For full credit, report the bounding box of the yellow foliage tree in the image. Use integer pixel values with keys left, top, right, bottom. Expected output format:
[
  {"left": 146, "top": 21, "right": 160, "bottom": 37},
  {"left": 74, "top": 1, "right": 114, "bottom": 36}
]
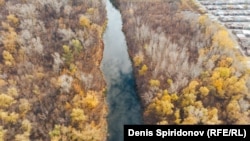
[
  {"left": 2, "top": 50, "right": 14, "bottom": 66},
  {"left": 69, "top": 63, "right": 77, "bottom": 74},
  {"left": 62, "top": 45, "right": 73, "bottom": 66},
  {"left": 84, "top": 91, "right": 99, "bottom": 109},
  {"left": 79, "top": 15, "right": 91, "bottom": 28},
  {"left": 218, "top": 57, "right": 233, "bottom": 67},
  {"left": 180, "top": 93, "right": 197, "bottom": 107},
  {"left": 167, "top": 78, "right": 173, "bottom": 86},
  {"left": 203, "top": 108, "right": 221, "bottom": 124},
  {"left": 14, "top": 132, "right": 30, "bottom": 141},
  {"left": 19, "top": 99, "right": 31, "bottom": 115},
  {"left": 72, "top": 95, "right": 84, "bottom": 108},
  {"left": 74, "top": 122, "right": 104, "bottom": 141},
  {"left": 0, "top": 126, "right": 6, "bottom": 141},
  {"left": 2, "top": 22, "right": 17, "bottom": 53},
  {"left": 49, "top": 125, "right": 61, "bottom": 140},
  {"left": 209, "top": 66, "right": 247, "bottom": 98},
  {"left": 215, "top": 67, "right": 231, "bottom": 78},
  {"left": 182, "top": 102, "right": 208, "bottom": 124},
  {"left": 133, "top": 54, "right": 144, "bottom": 67},
  {"left": 183, "top": 80, "right": 199, "bottom": 94},
  {"left": 70, "top": 128, "right": 87, "bottom": 140},
  {"left": 71, "top": 39, "right": 83, "bottom": 54},
  {"left": 199, "top": 86, "right": 209, "bottom": 97},
  {"left": 182, "top": 116, "right": 199, "bottom": 124},
  {"left": 13, "top": 119, "right": 32, "bottom": 141},
  {"left": 212, "top": 78, "right": 224, "bottom": 97},
  {"left": 146, "top": 93, "right": 174, "bottom": 117},
  {"left": 230, "top": 79, "right": 247, "bottom": 95},
  {"left": 198, "top": 15, "right": 209, "bottom": 26},
  {"left": 212, "top": 29, "right": 235, "bottom": 48},
  {"left": 0, "top": 94, "right": 15, "bottom": 108},
  {"left": 188, "top": 80, "right": 199, "bottom": 91},
  {"left": 87, "top": 8, "right": 95, "bottom": 15},
  {"left": 0, "top": 111, "right": 19, "bottom": 123},
  {"left": 226, "top": 100, "right": 241, "bottom": 122},
  {"left": 138, "top": 64, "right": 148, "bottom": 75},
  {"left": 171, "top": 93, "right": 178, "bottom": 101},
  {"left": 91, "top": 23, "right": 103, "bottom": 38},
  {"left": 7, "top": 87, "right": 18, "bottom": 97},
  {"left": 7, "top": 14, "right": 19, "bottom": 27},
  {"left": 21, "top": 119, "right": 32, "bottom": 133},
  {"left": 149, "top": 79, "right": 160, "bottom": 87},
  {"left": 174, "top": 109, "right": 181, "bottom": 124},
  {"left": 70, "top": 108, "right": 87, "bottom": 124}
]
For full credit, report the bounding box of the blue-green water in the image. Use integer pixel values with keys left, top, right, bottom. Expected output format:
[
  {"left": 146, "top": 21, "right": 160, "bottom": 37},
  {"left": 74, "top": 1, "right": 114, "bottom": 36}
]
[{"left": 101, "top": 0, "right": 142, "bottom": 141}]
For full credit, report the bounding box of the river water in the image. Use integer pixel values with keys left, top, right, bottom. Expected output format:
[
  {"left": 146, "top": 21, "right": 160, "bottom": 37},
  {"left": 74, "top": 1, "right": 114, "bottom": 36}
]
[{"left": 101, "top": 0, "right": 142, "bottom": 141}]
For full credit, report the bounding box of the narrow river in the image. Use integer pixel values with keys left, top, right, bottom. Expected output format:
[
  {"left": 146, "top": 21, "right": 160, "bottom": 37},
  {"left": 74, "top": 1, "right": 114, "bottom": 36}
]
[{"left": 101, "top": 0, "right": 142, "bottom": 141}]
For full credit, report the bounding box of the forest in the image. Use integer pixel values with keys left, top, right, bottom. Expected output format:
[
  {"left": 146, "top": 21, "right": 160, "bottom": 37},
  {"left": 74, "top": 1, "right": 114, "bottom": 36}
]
[
  {"left": 0, "top": 0, "right": 108, "bottom": 140},
  {"left": 113, "top": 0, "right": 250, "bottom": 124},
  {"left": 0, "top": 0, "right": 249, "bottom": 140}
]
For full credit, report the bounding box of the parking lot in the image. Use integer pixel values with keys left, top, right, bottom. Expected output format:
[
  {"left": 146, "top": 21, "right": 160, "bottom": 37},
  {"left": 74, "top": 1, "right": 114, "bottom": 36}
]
[{"left": 196, "top": 0, "right": 250, "bottom": 59}]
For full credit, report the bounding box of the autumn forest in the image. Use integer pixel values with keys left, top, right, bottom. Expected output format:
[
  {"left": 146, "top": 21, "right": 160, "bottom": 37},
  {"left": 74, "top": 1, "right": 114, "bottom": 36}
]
[
  {"left": 113, "top": 0, "right": 250, "bottom": 125},
  {"left": 0, "top": 0, "right": 107, "bottom": 140},
  {"left": 0, "top": 0, "right": 249, "bottom": 141}
]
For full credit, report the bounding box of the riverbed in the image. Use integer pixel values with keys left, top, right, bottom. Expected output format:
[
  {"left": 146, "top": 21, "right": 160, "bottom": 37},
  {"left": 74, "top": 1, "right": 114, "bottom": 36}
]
[{"left": 101, "top": 0, "right": 142, "bottom": 141}]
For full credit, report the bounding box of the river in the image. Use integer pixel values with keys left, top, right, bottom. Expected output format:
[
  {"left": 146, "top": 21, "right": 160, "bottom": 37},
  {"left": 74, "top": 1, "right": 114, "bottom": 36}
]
[{"left": 100, "top": 0, "right": 142, "bottom": 141}]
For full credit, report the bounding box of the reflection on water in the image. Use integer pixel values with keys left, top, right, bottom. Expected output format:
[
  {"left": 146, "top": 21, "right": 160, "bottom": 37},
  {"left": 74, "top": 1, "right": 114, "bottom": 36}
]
[{"left": 101, "top": 0, "right": 142, "bottom": 141}]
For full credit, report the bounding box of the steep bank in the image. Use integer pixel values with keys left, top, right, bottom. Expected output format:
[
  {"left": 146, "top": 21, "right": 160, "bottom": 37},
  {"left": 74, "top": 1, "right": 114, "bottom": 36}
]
[
  {"left": 114, "top": 0, "right": 250, "bottom": 124},
  {"left": 0, "top": 0, "right": 107, "bottom": 140}
]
